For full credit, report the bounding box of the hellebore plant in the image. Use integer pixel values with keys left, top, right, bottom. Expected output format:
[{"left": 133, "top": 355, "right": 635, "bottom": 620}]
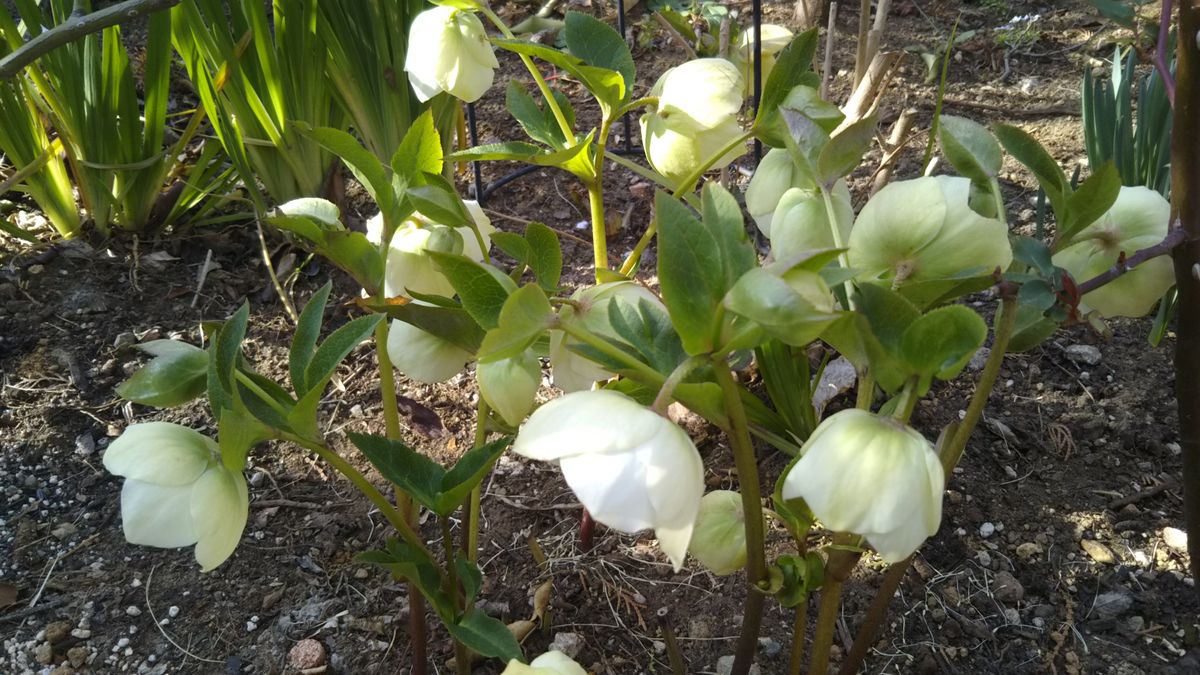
[{"left": 101, "top": 5, "right": 1192, "bottom": 675}]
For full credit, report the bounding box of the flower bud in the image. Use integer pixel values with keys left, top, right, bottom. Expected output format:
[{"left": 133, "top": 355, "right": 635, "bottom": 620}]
[
  {"left": 848, "top": 176, "right": 1012, "bottom": 287},
  {"left": 769, "top": 180, "right": 853, "bottom": 260},
  {"left": 730, "top": 24, "right": 795, "bottom": 96},
  {"left": 688, "top": 490, "right": 748, "bottom": 575},
  {"left": 478, "top": 349, "right": 542, "bottom": 426},
  {"left": 745, "top": 148, "right": 817, "bottom": 236},
  {"left": 513, "top": 390, "right": 704, "bottom": 570},
  {"left": 550, "top": 281, "right": 666, "bottom": 392},
  {"left": 102, "top": 422, "right": 248, "bottom": 571},
  {"left": 366, "top": 201, "right": 495, "bottom": 300},
  {"left": 640, "top": 58, "right": 747, "bottom": 186},
  {"left": 501, "top": 651, "right": 588, "bottom": 675},
  {"left": 405, "top": 6, "right": 499, "bottom": 103},
  {"left": 1052, "top": 186, "right": 1173, "bottom": 318},
  {"left": 782, "top": 409, "right": 943, "bottom": 562},
  {"left": 387, "top": 318, "right": 474, "bottom": 383}
]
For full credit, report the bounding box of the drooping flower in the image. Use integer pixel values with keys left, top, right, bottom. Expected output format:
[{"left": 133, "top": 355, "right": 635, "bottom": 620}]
[
  {"left": 550, "top": 281, "right": 666, "bottom": 393},
  {"left": 501, "top": 650, "right": 588, "bottom": 675},
  {"left": 386, "top": 319, "right": 474, "bottom": 384},
  {"left": 1052, "top": 186, "right": 1174, "bottom": 318},
  {"left": 513, "top": 390, "right": 704, "bottom": 570},
  {"left": 366, "top": 201, "right": 496, "bottom": 300},
  {"left": 405, "top": 6, "right": 499, "bottom": 103},
  {"left": 769, "top": 181, "right": 854, "bottom": 260},
  {"left": 781, "top": 409, "right": 944, "bottom": 562},
  {"left": 848, "top": 176, "right": 1012, "bottom": 286},
  {"left": 688, "top": 490, "right": 748, "bottom": 575},
  {"left": 640, "top": 58, "right": 747, "bottom": 186},
  {"left": 102, "top": 422, "right": 248, "bottom": 572},
  {"left": 744, "top": 148, "right": 816, "bottom": 237},
  {"left": 730, "top": 24, "right": 795, "bottom": 96}
]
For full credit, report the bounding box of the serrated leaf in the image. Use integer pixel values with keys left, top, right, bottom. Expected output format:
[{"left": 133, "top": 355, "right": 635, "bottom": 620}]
[
  {"left": 753, "top": 28, "right": 820, "bottom": 144},
  {"left": 437, "top": 436, "right": 511, "bottom": 514},
  {"left": 406, "top": 174, "right": 474, "bottom": 229},
  {"left": 447, "top": 609, "right": 523, "bottom": 662},
  {"left": 478, "top": 284, "right": 554, "bottom": 362},
  {"left": 349, "top": 432, "right": 445, "bottom": 512},
  {"left": 116, "top": 345, "right": 208, "bottom": 408},
  {"left": 304, "top": 314, "right": 383, "bottom": 397},
  {"left": 994, "top": 123, "right": 1068, "bottom": 221},
  {"left": 428, "top": 253, "right": 515, "bottom": 330},
  {"left": 369, "top": 300, "right": 486, "bottom": 354},
  {"left": 815, "top": 115, "right": 877, "bottom": 186},
  {"left": 507, "top": 80, "right": 563, "bottom": 148},
  {"left": 563, "top": 11, "right": 634, "bottom": 95},
  {"left": 299, "top": 125, "right": 394, "bottom": 215},
  {"left": 492, "top": 37, "right": 625, "bottom": 114},
  {"left": 655, "top": 192, "right": 724, "bottom": 355},
  {"left": 938, "top": 115, "right": 1002, "bottom": 182},
  {"left": 392, "top": 109, "right": 442, "bottom": 184},
  {"left": 1060, "top": 162, "right": 1121, "bottom": 246},
  {"left": 899, "top": 304, "right": 987, "bottom": 392}
]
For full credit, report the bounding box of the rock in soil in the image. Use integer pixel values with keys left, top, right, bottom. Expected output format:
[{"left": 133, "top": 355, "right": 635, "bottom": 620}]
[
  {"left": 287, "top": 638, "right": 327, "bottom": 671},
  {"left": 991, "top": 571, "right": 1025, "bottom": 605},
  {"left": 1093, "top": 590, "right": 1134, "bottom": 620},
  {"left": 1163, "top": 526, "right": 1188, "bottom": 552}
]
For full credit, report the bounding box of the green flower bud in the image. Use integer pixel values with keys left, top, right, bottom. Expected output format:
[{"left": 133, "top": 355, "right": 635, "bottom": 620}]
[
  {"left": 478, "top": 349, "right": 542, "bottom": 426},
  {"left": 782, "top": 409, "right": 943, "bottom": 562},
  {"left": 770, "top": 180, "right": 853, "bottom": 260},
  {"left": 688, "top": 490, "right": 748, "bottom": 575},
  {"left": 1052, "top": 186, "right": 1173, "bottom": 318},
  {"left": 848, "top": 176, "right": 1012, "bottom": 286},
  {"left": 745, "top": 148, "right": 818, "bottom": 236}
]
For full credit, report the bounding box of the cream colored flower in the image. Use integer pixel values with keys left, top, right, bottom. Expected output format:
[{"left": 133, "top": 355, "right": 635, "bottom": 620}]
[
  {"left": 1052, "top": 186, "right": 1173, "bottom": 318},
  {"left": 550, "top": 282, "right": 665, "bottom": 393},
  {"left": 513, "top": 390, "right": 704, "bottom": 570},
  {"left": 640, "top": 58, "right": 747, "bottom": 185},
  {"left": 782, "top": 409, "right": 943, "bottom": 562},
  {"left": 386, "top": 318, "right": 473, "bottom": 384},
  {"left": 405, "top": 6, "right": 499, "bottom": 103},
  {"left": 103, "top": 422, "right": 248, "bottom": 572},
  {"left": 848, "top": 176, "right": 1012, "bottom": 285},
  {"left": 366, "top": 201, "right": 496, "bottom": 300},
  {"left": 745, "top": 148, "right": 817, "bottom": 236},
  {"left": 730, "top": 24, "right": 795, "bottom": 95},
  {"left": 688, "top": 490, "right": 747, "bottom": 575},
  {"left": 501, "top": 650, "right": 588, "bottom": 675},
  {"left": 769, "top": 181, "right": 854, "bottom": 260}
]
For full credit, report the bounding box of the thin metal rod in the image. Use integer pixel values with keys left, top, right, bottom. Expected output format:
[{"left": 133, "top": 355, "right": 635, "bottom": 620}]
[
  {"left": 466, "top": 102, "right": 484, "bottom": 204},
  {"left": 616, "top": 0, "right": 633, "bottom": 152}
]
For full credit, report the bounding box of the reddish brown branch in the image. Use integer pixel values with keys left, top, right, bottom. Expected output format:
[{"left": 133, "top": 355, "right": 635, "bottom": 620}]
[{"left": 1075, "top": 225, "right": 1187, "bottom": 296}]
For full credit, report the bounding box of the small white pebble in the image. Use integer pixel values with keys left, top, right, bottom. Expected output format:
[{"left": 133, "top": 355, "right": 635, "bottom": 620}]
[
  {"left": 167, "top": 606, "right": 180, "bottom": 618},
  {"left": 130, "top": 578, "right": 142, "bottom": 588},
  {"left": 125, "top": 606, "right": 141, "bottom": 617},
  {"left": 980, "top": 522, "right": 996, "bottom": 538}
]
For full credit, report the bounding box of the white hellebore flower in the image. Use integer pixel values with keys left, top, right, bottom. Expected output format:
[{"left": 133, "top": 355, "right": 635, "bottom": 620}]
[
  {"left": 478, "top": 349, "right": 542, "bottom": 426},
  {"left": 782, "top": 409, "right": 944, "bottom": 563},
  {"left": 387, "top": 319, "right": 473, "bottom": 384},
  {"left": 102, "top": 422, "right": 248, "bottom": 572},
  {"left": 1052, "top": 186, "right": 1174, "bottom": 318},
  {"left": 405, "top": 6, "right": 499, "bottom": 103},
  {"left": 848, "top": 176, "right": 1012, "bottom": 285},
  {"left": 366, "top": 201, "right": 496, "bottom": 300},
  {"left": 501, "top": 651, "right": 588, "bottom": 675},
  {"left": 550, "top": 281, "right": 666, "bottom": 392},
  {"left": 513, "top": 390, "right": 704, "bottom": 570},
  {"left": 731, "top": 24, "right": 795, "bottom": 96},
  {"left": 745, "top": 147, "right": 817, "bottom": 237},
  {"left": 640, "top": 58, "right": 747, "bottom": 186},
  {"left": 769, "top": 181, "right": 854, "bottom": 261}
]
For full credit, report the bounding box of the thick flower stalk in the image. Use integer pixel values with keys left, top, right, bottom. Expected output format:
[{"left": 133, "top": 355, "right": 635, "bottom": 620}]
[
  {"left": 512, "top": 390, "right": 704, "bottom": 570},
  {"left": 550, "top": 281, "right": 666, "bottom": 392},
  {"left": 848, "top": 175, "right": 1012, "bottom": 287},
  {"left": 782, "top": 409, "right": 944, "bottom": 562},
  {"left": 640, "top": 58, "right": 747, "bottom": 186},
  {"left": 103, "top": 422, "right": 248, "bottom": 572},
  {"left": 405, "top": 5, "right": 499, "bottom": 103},
  {"left": 1053, "top": 185, "right": 1174, "bottom": 318}
]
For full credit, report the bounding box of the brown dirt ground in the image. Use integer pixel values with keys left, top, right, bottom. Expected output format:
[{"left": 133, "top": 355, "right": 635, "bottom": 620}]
[{"left": 2, "top": 0, "right": 1197, "bottom": 674}]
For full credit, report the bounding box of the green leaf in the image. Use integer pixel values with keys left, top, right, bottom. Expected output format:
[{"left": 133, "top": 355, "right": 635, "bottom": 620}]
[
  {"left": 563, "top": 11, "right": 635, "bottom": 96},
  {"left": 525, "top": 222, "right": 563, "bottom": 291},
  {"left": 428, "top": 252, "right": 516, "bottom": 330},
  {"left": 1060, "top": 162, "right": 1121, "bottom": 246},
  {"left": 304, "top": 314, "right": 383, "bottom": 396},
  {"left": 290, "top": 282, "right": 332, "bottom": 395},
  {"left": 1019, "top": 279, "right": 1058, "bottom": 311},
  {"left": 447, "top": 609, "right": 523, "bottom": 662},
  {"left": 217, "top": 406, "right": 275, "bottom": 473},
  {"left": 235, "top": 370, "right": 295, "bottom": 430},
  {"left": 1011, "top": 236, "right": 1055, "bottom": 276},
  {"left": 506, "top": 80, "right": 563, "bottom": 148},
  {"left": 391, "top": 109, "right": 442, "bottom": 184},
  {"left": 406, "top": 174, "right": 475, "bottom": 229},
  {"left": 1005, "top": 300, "right": 1061, "bottom": 352},
  {"left": 701, "top": 183, "right": 757, "bottom": 287},
  {"left": 655, "top": 192, "right": 724, "bottom": 355},
  {"left": 753, "top": 28, "right": 820, "bottom": 145},
  {"left": 490, "top": 231, "right": 531, "bottom": 263},
  {"left": 899, "top": 305, "right": 987, "bottom": 392},
  {"left": 116, "top": 342, "right": 208, "bottom": 407},
  {"left": 478, "top": 284, "right": 554, "bottom": 362},
  {"left": 437, "top": 436, "right": 512, "bottom": 514},
  {"left": 938, "top": 115, "right": 1002, "bottom": 183},
  {"left": 349, "top": 432, "right": 445, "bottom": 512},
  {"left": 266, "top": 213, "right": 384, "bottom": 294},
  {"left": 446, "top": 135, "right": 596, "bottom": 180},
  {"left": 214, "top": 303, "right": 250, "bottom": 395},
  {"left": 605, "top": 297, "right": 688, "bottom": 375},
  {"left": 455, "top": 556, "right": 484, "bottom": 606},
  {"left": 815, "top": 114, "right": 877, "bottom": 186},
  {"left": 299, "top": 125, "right": 394, "bottom": 215},
  {"left": 368, "top": 300, "right": 486, "bottom": 354},
  {"left": 492, "top": 37, "right": 626, "bottom": 114},
  {"left": 994, "top": 123, "right": 1068, "bottom": 221},
  {"left": 358, "top": 538, "right": 452, "bottom": 619},
  {"left": 276, "top": 198, "right": 341, "bottom": 226},
  {"left": 723, "top": 269, "right": 840, "bottom": 348}
]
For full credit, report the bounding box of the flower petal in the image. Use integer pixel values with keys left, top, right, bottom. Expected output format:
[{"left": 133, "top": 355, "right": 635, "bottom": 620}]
[
  {"left": 190, "top": 466, "right": 249, "bottom": 572},
  {"left": 560, "top": 450, "right": 657, "bottom": 533},
  {"left": 387, "top": 319, "right": 473, "bottom": 383},
  {"left": 119, "top": 479, "right": 198, "bottom": 549},
  {"left": 103, "top": 422, "right": 214, "bottom": 486},
  {"left": 512, "top": 390, "right": 662, "bottom": 462}
]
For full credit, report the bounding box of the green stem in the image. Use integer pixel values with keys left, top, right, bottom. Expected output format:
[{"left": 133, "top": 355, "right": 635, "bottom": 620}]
[
  {"left": 788, "top": 604, "right": 808, "bottom": 675},
  {"left": 557, "top": 320, "right": 665, "bottom": 383},
  {"left": 444, "top": 517, "right": 471, "bottom": 675},
  {"left": 616, "top": 96, "right": 660, "bottom": 118},
  {"left": 466, "top": 398, "right": 490, "bottom": 561},
  {"left": 712, "top": 361, "right": 767, "bottom": 675},
  {"left": 988, "top": 176, "right": 1008, "bottom": 225},
  {"left": 855, "top": 370, "right": 875, "bottom": 411},
  {"left": 479, "top": 6, "right": 574, "bottom": 145},
  {"left": 808, "top": 578, "right": 844, "bottom": 675},
  {"left": 607, "top": 152, "right": 673, "bottom": 189},
  {"left": 232, "top": 370, "right": 291, "bottom": 420},
  {"left": 588, "top": 180, "right": 608, "bottom": 276},
  {"left": 618, "top": 129, "right": 755, "bottom": 276},
  {"left": 892, "top": 377, "right": 919, "bottom": 423}
]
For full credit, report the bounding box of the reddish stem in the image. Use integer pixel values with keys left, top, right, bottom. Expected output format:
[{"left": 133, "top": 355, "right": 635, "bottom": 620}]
[
  {"left": 1075, "top": 226, "right": 1186, "bottom": 296},
  {"left": 580, "top": 508, "right": 595, "bottom": 553}
]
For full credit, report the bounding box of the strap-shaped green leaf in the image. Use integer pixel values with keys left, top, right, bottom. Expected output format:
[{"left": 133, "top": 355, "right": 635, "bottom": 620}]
[
  {"left": 446, "top": 609, "right": 523, "bottom": 662},
  {"left": 290, "top": 282, "right": 333, "bottom": 395}
]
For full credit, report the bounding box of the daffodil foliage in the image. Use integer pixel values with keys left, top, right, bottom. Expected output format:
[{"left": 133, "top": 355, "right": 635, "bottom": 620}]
[{"left": 101, "top": 9, "right": 1181, "bottom": 673}]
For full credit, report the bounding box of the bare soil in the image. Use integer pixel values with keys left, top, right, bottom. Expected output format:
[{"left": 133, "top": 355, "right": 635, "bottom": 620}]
[{"left": 2, "top": 1, "right": 1196, "bottom": 674}]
